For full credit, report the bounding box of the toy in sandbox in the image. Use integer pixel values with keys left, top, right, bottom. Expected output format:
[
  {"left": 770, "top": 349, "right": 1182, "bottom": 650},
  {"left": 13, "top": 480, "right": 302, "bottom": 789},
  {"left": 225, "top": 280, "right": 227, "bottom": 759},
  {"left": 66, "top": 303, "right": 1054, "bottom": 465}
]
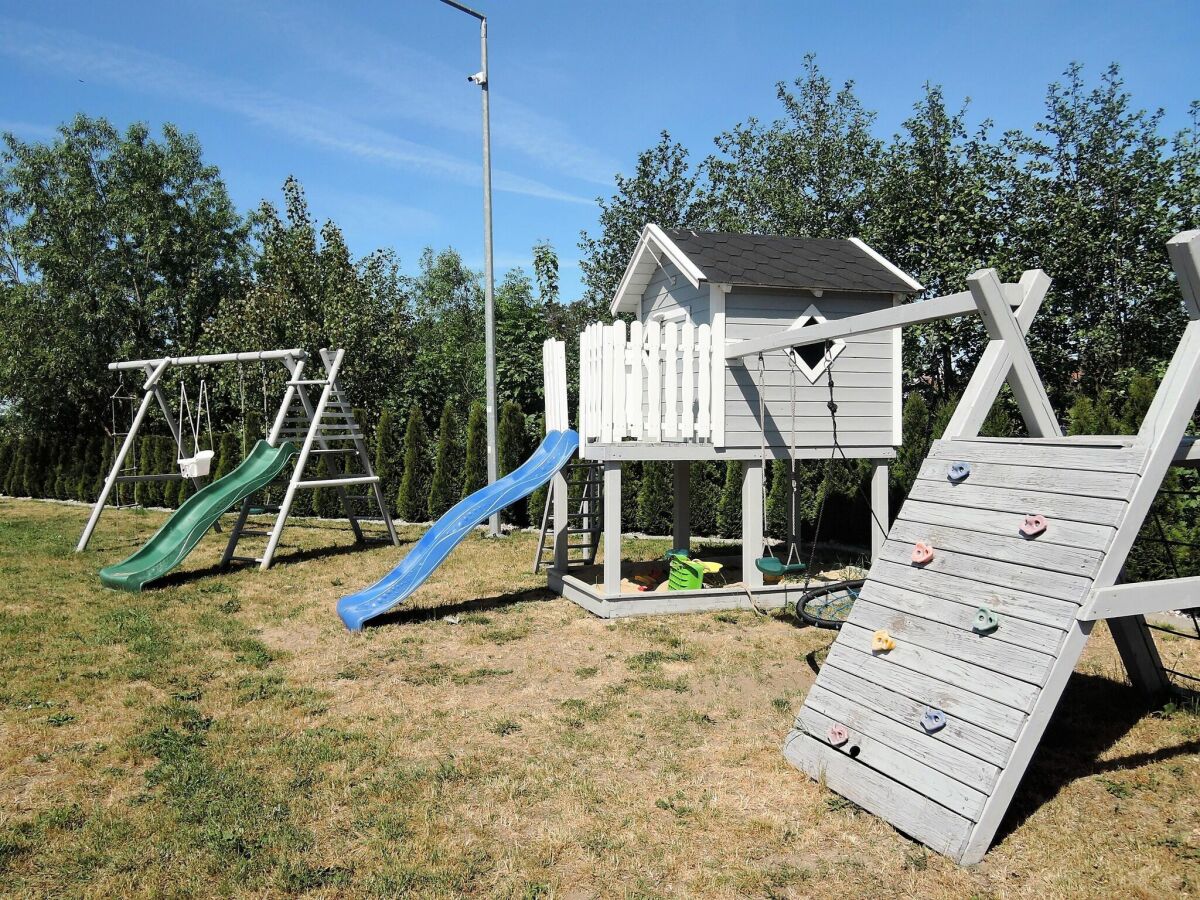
[{"left": 78, "top": 348, "right": 396, "bottom": 591}]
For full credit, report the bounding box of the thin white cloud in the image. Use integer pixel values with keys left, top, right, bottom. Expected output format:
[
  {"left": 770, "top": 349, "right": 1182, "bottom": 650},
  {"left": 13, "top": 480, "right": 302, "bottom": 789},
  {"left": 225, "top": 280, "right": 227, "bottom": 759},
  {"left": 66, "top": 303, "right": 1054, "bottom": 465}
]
[
  {"left": 0, "top": 18, "right": 593, "bottom": 206},
  {"left": 231, "top": 1, "right": 619, "bottom": 187},
  {"left": 0, "top": 119, "right": 57, "bottom": 140}
]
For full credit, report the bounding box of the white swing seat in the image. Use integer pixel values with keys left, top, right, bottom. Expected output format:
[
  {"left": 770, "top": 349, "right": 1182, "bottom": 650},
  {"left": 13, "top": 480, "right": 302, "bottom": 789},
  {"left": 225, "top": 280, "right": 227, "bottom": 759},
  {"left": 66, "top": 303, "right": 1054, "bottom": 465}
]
[{"left": 177, "top": 449, "right": 215, "bottom": 479}]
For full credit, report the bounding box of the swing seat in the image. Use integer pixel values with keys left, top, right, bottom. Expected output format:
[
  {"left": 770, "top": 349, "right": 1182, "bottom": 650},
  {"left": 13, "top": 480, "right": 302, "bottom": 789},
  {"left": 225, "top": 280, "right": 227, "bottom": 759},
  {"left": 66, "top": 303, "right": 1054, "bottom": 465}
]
[
  {"left": 755, "top": 557, "right": 807, "bottom": 577},
  {"left": 177, "top": 449, "right": 214, "bottom": 479}
]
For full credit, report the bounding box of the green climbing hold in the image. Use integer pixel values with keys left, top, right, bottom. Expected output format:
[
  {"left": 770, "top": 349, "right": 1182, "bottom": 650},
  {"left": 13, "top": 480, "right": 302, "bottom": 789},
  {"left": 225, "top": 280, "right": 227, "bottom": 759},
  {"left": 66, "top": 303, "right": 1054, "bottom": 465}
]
[{"left": 973, "top": 606, "right": 1000, "bottom": 634}]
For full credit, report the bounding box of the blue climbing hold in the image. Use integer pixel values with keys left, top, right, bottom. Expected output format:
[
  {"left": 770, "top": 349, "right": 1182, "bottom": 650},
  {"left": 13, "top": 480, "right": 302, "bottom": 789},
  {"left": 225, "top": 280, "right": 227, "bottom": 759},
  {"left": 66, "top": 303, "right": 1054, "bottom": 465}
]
[
  {"left": 973, "top": 607, "right": 1000, "bottom": 634},
  {"left": 921, "top": 707, "right": 947, "bottom": 733},
  {"left": 947, "top": 461, "right": 971, "bottom": 483}
]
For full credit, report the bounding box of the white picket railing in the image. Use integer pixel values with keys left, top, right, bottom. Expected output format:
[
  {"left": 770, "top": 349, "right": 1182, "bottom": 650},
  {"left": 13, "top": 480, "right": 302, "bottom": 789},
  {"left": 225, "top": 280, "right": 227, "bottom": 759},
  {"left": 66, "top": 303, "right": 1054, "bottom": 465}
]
[{"left": 578, "top": 320, "right": 720, "bottom": 444}]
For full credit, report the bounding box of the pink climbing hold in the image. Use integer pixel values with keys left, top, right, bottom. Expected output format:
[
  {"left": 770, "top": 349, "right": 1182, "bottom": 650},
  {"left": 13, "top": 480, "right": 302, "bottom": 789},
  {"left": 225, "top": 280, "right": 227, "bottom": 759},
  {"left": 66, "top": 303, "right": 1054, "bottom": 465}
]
[
  {"left": 911, "top": 541, "right": 934, "bottom": 565},
  {"left": 827, "top": 724, "right": 849, "bottom": 747},
  {"left": 1019, "top": 514, "right": 1048, "bottom": 539}
]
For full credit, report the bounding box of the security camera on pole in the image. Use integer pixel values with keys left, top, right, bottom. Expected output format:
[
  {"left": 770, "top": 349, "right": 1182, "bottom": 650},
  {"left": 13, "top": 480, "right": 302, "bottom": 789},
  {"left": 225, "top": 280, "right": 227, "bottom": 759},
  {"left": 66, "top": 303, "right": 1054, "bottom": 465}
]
[{"left": 439, "top": 0, "right": 500, "bottom": 537}]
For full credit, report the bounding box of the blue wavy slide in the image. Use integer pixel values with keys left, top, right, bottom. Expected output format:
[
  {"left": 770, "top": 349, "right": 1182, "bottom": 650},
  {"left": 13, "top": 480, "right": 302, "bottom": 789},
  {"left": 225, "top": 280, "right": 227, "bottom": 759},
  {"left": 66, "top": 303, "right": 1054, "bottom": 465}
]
[{"left": 337, "top": 429, "right": 579, "bottom": 630}]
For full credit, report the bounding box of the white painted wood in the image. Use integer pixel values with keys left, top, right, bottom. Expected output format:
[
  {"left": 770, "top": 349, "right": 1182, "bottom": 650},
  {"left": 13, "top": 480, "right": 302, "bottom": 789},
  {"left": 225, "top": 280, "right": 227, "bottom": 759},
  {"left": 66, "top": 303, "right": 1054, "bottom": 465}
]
[
  {"left": 627, "top": 320, "right": 643, "bottom": 440},
  {"left": 1083, "top": 577, "right": 1200, "bottom": 620},
  {"left": 1167, "top": 228, "right": 1200, "bottom": 319},
  {"left": 783, "top": 733, "right": 973, "bottom": 857},
  {"left": 601, "top": 324, "right": 615, "bottom": 442},
  {"left": 899, "top": 499, "right": 1115, "bottom": 553},
  {"left": 582, "top": 442, "right": 896, "bottom": 462},
  {"left": 967, "top": 269, "right": 1060, "bottom": 438},
  {"left": 814, "top": 666, "right": 1012, "bottom": 771},
  {"left": 959, "top": 620, "right": 1092, "bottom": 864},
  {"left": 892, "top": 297, "right": 903, "bottom": 445},
  {"left": 807, "top": 685, "right": 1000, "bottom": 796},
  {"left": 859, "top": 579, "right": 1065, "bottom": 656},
  {"left": 696, "top": 324, "right": 712, "bottom": 439},
  {"left": 876, "top": 541, "right": 1091, "bottom": 604},
  {"left": 909, "top": 478, "right": 1127, "bottom": 527},
  {"left": 673, "top": 461, "right": 689, "bottom": 552},
  {"left": 825, "top": 641, "right": 1028, "bottom": 738},
  {"left": 926, "top": 436, "right": 1144, "bottom": 474},
  {"left": 645, "top": 320, "right": 662, "bottom": 442},
  {"left": 871, "top": 462, "right": 889, "bottom": 561},
  {"left": 838, "top": 622, "right": 1040, "bottom": 712},
  {"left": 742, "top": 461, "right": 763, "bottom": 588},
  {"left": 885, "top": 519, "right": 1103, "bottom": 579},
  {"left": 942, "top": 269, "right": 1049, "bottom": 441},
  {"left": 681, "top": 320, "right": 695, "bottom": 439},
  {"left": 727, "top": 288, "right": 1020, "bottom": 361},
  {"left": 848, "top": 237, "right": 924, "bottom": 292},
  {"left": 847, "top": 597, "right": 1053, "bottom": 686},
  {"left": 602, "top": 461, "right": 622, "bottom": 596},
  {"left": 916, "top": 457, "right": 1136, "bottom": 502},
  {"left": 611, "top": 320, "right": 627, "bottom": 440},
  {"left": 662, "top": 320, "right": 678, "bottom": 439},
  {"left": 710, "top": 282, "right": 727, "bottom": 445},
  {"left": 608, "top": 224, "right": 708, "bottom": 316},
  {"left": 796, "top": 705, "right": 988, "bottom": 821},
  {"left": 869, "top": 559, "right": 1081, "bottom": 628}
]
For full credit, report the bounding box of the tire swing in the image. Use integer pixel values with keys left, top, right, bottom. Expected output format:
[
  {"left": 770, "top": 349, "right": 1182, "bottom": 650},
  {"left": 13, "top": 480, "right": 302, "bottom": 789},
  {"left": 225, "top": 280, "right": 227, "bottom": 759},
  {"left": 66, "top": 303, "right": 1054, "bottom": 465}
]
[{"left": 794, "top": 340, "right": 863, "bottom": 629}]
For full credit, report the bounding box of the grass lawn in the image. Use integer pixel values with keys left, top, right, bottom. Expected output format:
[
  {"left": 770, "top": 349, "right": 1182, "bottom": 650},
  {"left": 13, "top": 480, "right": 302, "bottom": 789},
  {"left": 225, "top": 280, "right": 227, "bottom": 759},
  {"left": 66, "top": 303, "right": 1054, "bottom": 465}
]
[{"left": 1, "top": 497, "right": 1199, "bottom": 898}]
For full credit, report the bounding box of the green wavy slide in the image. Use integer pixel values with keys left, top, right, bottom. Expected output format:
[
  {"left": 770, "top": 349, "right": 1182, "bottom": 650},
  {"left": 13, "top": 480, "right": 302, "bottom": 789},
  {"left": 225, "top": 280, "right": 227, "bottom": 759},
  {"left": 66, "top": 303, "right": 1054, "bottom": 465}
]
[{"left": 100, "top": 440, "right": 298, "bottom": 592}]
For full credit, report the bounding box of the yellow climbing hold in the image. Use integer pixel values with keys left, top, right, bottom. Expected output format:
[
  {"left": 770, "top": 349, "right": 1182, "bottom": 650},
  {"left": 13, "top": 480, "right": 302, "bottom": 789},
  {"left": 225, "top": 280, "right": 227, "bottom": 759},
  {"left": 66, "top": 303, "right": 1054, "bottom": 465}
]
[{"left": 871, "top": 629, "right": 896, "bottom": 653}]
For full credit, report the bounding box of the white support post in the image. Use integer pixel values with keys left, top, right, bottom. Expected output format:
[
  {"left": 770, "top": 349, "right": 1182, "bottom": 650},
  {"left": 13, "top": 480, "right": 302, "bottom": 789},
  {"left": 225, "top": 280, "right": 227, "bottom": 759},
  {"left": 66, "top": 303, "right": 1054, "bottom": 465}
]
[
  {"left": 967, "top": 268, "right": 1060, "bottom": 438},
  {"left": 603, "top": 461, "right": 622, "bottom": 596},
  {"left": 672, "top": 461, "right": 690, "bottom": 552},
  {"left": 742, "top": 461, "right": 764, "bottom": 589},
  {"left": 76, "top": 357, "right": 171, "bottom": 552},
  {"left": 943, "top": 270, "right": 1050, "bottom": 440},
  {"left": 552, "top": 468, "right": 569, "bottom": 570},
  {"left": 645, "top": 320, "right": 661, "bottom": 442},
  {"left": 710, "top": 283, "right": 727, "bottom": 445},
  {"left": 870, "top": 462, "right": 888, "bottom": 562}
]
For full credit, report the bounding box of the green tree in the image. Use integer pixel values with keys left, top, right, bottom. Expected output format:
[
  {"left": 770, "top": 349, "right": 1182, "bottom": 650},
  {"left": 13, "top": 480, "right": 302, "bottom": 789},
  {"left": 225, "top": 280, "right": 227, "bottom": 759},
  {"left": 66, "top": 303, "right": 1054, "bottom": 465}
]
[
  {"left": 0, "top": 115, "right": 247, "bottom": 432},
  {"left": 427, "top": 400, "right": 463, "bottom": 519},
  {"left": 892, "top": 393, "right": 931, "bottom": 496},
  {"left": 497, "top": 401, "right": 529, "bottom": 525},
  {"left": 373, "top": 408, "right": 402, "bottom": 515},
  {"left": 397, "top": 404, "right": 430, "bottom": 522},
  {"left": 766, "top": 459, "right": 791, "bottom": 542},
  {"left": 717, "top": 462, "right": 743, "bottom": 539},
  {"left": 579, "top": 132, "right": 697, "bottom": 317},
  {"left": 495, "top": 270, "right": 548, "bottom": 414},
  {"left": 460, "top": 401, "right": 487, "bottom": 500},
  {"left": 636, "top": 461, "right": 674, "bottom": 536}
]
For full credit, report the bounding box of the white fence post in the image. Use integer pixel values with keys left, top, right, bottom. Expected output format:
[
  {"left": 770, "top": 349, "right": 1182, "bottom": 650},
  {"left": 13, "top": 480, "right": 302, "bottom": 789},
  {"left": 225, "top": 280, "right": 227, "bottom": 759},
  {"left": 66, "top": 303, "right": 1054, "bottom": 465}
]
[
  {"left": 681, "top": 321, "right": 695, "bottom": 440},
  {"left": 645, "top": 320, "right": 662, "bottom": 442},
  {"left": 663, "top": 321, "right": 678, "bottom": 440},
  {"left": 627, "top": 320, "right": 643, "bottom": 440}
]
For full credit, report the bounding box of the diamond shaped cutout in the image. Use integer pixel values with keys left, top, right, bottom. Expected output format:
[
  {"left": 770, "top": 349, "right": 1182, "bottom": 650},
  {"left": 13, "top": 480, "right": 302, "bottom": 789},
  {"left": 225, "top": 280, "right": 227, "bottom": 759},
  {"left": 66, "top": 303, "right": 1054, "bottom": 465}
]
[{"left": 786, "top": 304, "right": 845, "bottom": 382}]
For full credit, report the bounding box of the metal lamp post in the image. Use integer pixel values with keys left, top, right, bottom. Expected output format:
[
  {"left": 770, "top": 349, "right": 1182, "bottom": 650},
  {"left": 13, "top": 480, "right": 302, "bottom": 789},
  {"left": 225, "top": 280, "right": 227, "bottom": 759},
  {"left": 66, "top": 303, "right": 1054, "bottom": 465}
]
[{"left": 439, "top": 0, "right": 500, "bottom": 537}]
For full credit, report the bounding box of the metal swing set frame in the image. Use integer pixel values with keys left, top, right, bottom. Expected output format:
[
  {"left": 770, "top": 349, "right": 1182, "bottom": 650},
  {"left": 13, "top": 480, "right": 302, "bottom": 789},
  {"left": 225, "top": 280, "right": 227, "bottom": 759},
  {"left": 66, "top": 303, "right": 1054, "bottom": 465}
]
[{"left": 76, "top": 347, "right": 398, "bottom": 569}]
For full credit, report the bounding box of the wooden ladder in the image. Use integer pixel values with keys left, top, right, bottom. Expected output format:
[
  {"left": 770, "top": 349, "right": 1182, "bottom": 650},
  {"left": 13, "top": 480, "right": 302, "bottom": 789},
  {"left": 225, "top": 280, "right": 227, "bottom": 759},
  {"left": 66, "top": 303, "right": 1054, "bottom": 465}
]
[{"left": 533, "top": 459, "right": 603, "bottom": 573}]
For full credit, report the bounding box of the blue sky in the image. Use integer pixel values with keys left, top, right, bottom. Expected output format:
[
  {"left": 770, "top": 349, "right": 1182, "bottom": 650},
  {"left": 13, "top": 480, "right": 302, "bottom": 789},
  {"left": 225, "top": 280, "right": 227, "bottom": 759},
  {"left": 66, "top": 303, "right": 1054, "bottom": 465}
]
[{"left": 1, "top": 1, "right": 1197, "bottom": 302}]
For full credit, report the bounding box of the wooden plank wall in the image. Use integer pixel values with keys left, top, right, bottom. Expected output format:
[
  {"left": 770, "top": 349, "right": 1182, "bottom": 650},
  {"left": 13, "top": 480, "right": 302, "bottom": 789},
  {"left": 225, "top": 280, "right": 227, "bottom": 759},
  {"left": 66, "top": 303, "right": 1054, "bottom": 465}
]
[
  {"left": 784, "top": 437, "right": 1142, "bottom": 861},
  {"left": 724, "top": 290, "right": 897, "bottom": 449}
]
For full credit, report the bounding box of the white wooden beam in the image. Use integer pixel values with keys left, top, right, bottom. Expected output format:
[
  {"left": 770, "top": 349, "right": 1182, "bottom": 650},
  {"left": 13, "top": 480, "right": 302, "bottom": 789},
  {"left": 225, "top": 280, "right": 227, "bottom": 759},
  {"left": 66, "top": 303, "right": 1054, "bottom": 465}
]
[
  {"left": 942, "top": 270, "right": 1050, "bottom": 440},
  {"left": 967, "top": 269, "right": 1060, "bottom": 438},
  {"left": 726, "top": 287, "right": 1021, "bottom": 361},
  {"left": 742, "top": 461, "right": 764, "bottom": 589},
  {"left": 870, "top": 463, "right": 889, "bottom": 562},
  {"left": 1081, "top": 577, "right": 1200, "bottom": 620},
  {"left": 1167, "top": 229, "right": 1200, "bottom": 320}
]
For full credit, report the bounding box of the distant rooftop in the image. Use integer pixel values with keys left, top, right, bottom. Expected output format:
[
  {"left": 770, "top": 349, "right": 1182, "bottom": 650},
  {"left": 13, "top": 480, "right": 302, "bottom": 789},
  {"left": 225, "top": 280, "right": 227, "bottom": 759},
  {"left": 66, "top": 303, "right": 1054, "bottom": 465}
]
[{"left": 610, "top": 224, "right": 921, "bottom": 315}]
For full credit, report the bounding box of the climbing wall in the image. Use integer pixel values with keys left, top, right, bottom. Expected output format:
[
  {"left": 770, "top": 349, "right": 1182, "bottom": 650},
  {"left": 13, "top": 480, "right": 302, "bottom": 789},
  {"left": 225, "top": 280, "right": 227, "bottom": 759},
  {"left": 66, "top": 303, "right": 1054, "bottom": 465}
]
[{"left": 785, "top": 436, "right": 1146, "bottom": 862}]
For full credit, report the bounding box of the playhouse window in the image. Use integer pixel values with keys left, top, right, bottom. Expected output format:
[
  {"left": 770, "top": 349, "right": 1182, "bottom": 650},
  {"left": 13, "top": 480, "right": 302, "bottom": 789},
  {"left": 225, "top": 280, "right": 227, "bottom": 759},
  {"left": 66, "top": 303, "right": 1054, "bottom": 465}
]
[{"left": 786, "top": 304, "right": 846, "bottom": 382}]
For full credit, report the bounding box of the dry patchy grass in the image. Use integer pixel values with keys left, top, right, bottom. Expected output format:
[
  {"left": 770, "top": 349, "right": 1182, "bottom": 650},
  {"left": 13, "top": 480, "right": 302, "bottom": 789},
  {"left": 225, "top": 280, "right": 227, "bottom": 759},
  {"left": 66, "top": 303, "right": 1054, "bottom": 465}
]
[{"left": 0, "top": 498, "right": 1198, "bottom": 898}]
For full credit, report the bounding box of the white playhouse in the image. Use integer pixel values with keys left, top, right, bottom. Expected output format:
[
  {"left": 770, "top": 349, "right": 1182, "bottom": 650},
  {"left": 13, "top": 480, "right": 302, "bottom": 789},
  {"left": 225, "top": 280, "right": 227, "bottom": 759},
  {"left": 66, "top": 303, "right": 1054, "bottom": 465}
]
[{"left": 542, "top": 224, "right": 922, "bottom": 616}]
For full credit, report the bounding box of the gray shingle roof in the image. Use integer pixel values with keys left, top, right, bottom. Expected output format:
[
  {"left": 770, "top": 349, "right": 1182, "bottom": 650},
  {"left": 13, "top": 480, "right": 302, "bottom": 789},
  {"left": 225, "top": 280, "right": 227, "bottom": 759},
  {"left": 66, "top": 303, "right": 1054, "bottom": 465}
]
[{"left": 662, "top": 228, "right": 919, "bottom": 294}]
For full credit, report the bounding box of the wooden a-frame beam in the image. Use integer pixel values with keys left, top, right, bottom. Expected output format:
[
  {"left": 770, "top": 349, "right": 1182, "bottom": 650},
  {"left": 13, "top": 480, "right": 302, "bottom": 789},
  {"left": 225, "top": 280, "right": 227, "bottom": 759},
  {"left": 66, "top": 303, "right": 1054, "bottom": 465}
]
[{"left": 967, "top": 268, "right": 1060, "bottom": 438}]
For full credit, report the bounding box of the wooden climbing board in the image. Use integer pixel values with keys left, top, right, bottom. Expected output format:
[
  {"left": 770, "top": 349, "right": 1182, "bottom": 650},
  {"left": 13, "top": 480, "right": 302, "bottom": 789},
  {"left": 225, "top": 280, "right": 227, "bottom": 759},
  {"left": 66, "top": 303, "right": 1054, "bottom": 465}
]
[{"left": 784, "top": 436, "right": 1146, "bottom": 862}]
